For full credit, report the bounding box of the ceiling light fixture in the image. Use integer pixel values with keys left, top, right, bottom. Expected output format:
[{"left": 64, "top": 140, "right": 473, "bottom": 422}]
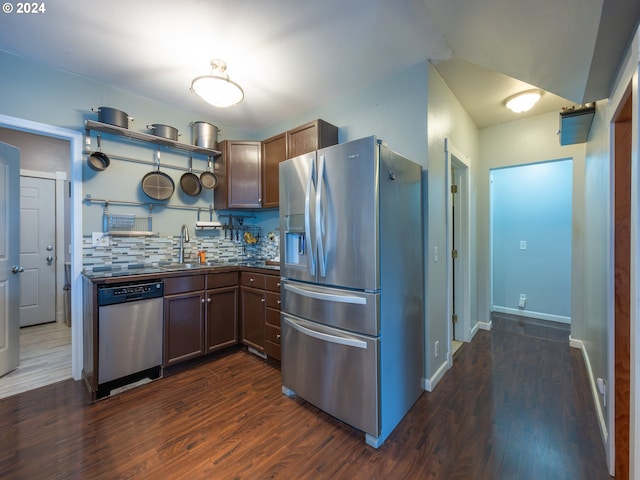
[
  {"left": 190, "top": 59, "right": 244, "bottom": 108},
  {"left": 504, "top": 89, "right": 543, "bottom": 113}
]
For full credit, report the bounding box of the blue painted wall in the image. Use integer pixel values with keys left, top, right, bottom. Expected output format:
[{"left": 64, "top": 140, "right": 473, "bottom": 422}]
[{"left": 491, "top": 159, "right": 573, "bottom": 320}]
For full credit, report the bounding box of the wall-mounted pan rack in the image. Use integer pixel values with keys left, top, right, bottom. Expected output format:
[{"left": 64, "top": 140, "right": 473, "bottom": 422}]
[{"left": 85, "top": 120, "right": 222, "bottom": 157}]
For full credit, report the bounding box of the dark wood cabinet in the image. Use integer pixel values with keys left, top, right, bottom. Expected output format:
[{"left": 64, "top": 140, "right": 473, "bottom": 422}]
[
  {"left": 264, "top": 275, "right": 281, "bottom": 361},
  {"left": 164, "top": 275, "right": 206, "bottom": 366},
  {"left": 240, "top": 271, "right": 281, "bottom": 360},
  {"left": 215, "top": 140, "right": 262, "bottom": 209},
  {"left": 240, "top": 271, "right": 266, "bottom": 351},
  {"left": 164, "top": 271, "right": 239, "bottom": 366},
  {"left": 286, "top": 119, "right": 338, "bottom": 159},
  {"left": 260, "top": 120, "right": 338, "bottom": 208},
  {"left": 205, "top": 271, "right": 238, "bottom": 353},
  {"left": 261, "top": 132, "right": 287, "bottom": 208}
]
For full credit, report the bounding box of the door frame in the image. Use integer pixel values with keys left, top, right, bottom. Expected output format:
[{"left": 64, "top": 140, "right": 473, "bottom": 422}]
[
  {"left": 20, "top": 170, "right": 67, "bottom": 324},
  {"left": 445, "top": 139, "right": 471, "bottom": 363},
  {"left": 0, "top": 114, "right": 83, "bottom": 380}
]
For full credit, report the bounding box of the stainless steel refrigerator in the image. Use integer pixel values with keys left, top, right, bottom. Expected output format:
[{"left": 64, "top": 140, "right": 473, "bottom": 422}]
[{"left": 279, "top": 135, "right": 424, "bottom": 448}]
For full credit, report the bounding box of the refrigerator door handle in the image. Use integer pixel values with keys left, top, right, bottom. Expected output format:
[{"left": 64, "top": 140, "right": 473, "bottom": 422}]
[
  {"left": 284, "top": 317, "right": 368, "bottom": 349},
  {"left": 305, "top": 158, "right": 316, "bottom": 276},
  {"left": 284, "top": 282, "right": 367, "bottom": 305},
  {"left": 316, "top": 154, "right": 327, "bottom": 277}
]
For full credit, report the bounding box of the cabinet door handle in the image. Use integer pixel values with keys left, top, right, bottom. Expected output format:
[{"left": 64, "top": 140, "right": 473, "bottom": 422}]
[
  {"left": 201, "top": 298, "right": 206, "bottom": 304},
  {"left": 250, "top": 277, "right": 255, "bottom": 282},
  {"left": 261, "top": 298, "right": 265, "bottom": 303},
  {"left": 207, "top": 298, "right": 212, "bottom": 303},
  {"left": 277, "top": 282, "right": 281, "bottom": 287},
  {"left": 277, "top": 300, "right": 281, "bottom": 305},
  {"left": 276, "top": 334, "right": 281, "bottom": 339}
]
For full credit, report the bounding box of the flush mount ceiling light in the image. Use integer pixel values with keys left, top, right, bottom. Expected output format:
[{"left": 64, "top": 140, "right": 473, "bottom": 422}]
[
  {"left": 190, "top": 59, "right": 244, "bottom": 108},
  {"left": 504, "top": 89, "right": 543, "bottom": 113}
]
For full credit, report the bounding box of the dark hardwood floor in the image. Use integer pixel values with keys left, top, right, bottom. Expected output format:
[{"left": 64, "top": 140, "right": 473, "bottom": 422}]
[{"left": 0, "top": 328, "right": 610, "bottom": 479}]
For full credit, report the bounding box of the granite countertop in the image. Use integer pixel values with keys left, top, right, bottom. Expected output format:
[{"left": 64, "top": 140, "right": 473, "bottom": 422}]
[{"left": 83, "top": 259, "right": 280, "bottom": 281}]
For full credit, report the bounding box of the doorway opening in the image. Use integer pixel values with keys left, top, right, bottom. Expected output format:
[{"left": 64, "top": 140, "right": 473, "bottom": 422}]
[
  {"left": 0, "top": 114, "right": 83, "bottom": 396},
  {"left": 612, "top": 83, "right": 631, "bottom": 480},
  {"left": 489, "top": 159, "right": 573, "bottom": 335},
  {"left": 445, "top": 139, "right": 471, "bottom": 362},
  {"left": 0, "top": 130, "right": 72, "bottom": 398}
]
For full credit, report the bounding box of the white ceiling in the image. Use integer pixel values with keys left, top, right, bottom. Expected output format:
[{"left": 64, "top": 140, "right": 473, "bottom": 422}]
[{"left": 0, "top": 0, "right": 638, "bottom": 131}]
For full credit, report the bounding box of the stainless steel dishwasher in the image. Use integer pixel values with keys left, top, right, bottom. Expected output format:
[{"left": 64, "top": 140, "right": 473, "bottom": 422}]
[{"left": 97, "top": 280, "right": 164, "bottom": 397}]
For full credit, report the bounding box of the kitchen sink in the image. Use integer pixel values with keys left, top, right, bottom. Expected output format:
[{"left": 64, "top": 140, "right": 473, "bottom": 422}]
[{"left": 159, "top": 262, "right": 210, "bottom": 271}]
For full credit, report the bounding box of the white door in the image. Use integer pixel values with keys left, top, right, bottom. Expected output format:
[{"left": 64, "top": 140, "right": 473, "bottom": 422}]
[
  {"left": 19, "top": 176, "right": 56, "bottom": 327},
  {"left": 0, "top": 142, "right": 21, "bottom": 377}
]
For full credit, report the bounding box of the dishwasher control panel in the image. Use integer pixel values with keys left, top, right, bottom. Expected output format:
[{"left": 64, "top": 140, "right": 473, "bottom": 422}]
[{"left": 98, "top": 281, "right": 164, "bottom": 306}]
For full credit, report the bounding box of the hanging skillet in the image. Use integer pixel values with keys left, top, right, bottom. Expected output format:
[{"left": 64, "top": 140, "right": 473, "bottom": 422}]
[
  {"left": 180, "top": 156, "right": 202, "bottom": 196},
  {"left": 142, "top": 150, "right": 175, "bottom": 200},
  {"left": 199, "top": 157, "right": 218, "bottom": 189},
  {"left": 87, "top": 134, "right": 110, "bottom": 171}
]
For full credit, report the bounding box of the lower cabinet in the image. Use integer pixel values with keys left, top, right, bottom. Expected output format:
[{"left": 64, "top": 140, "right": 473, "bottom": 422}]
[
  {"left": 264, "top": 275, "right": 281, "bottom": 360},
  {"left": 240, "top": 271, "right": 281, "bottom": 360},
  {"left": 205, "top": 272, "right": 239, "bottom": 353},
  {"left": 164, "top": 271, "right": 238, "bottom": 367}
]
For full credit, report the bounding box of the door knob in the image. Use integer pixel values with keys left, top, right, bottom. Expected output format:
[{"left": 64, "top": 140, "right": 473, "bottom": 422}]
[
  {"left": 11, "top": 266, "right": 24, "bottom": 274},
  {"left": 46, "top": 256, "right": 54, "bottom": 264},
  {"left": 46, "top": 245, "right": 53, "bottom": 251}
]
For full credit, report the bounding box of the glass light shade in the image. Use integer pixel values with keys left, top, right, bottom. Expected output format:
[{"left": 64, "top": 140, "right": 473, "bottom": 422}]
[
  {"left": 191, "top": 75, "right": 244, "bottom": 108},
  {"left": 505, "top": 90, "right": 542, "bottom": 113}
]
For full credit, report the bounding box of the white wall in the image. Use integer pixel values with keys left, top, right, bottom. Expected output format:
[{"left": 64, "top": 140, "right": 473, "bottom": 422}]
[
  {"left": 491, "top": 160, "right": 573, "bottom": 321},
  {"left": 478, "top": 112, "right": 586, "bottom": 335},
  {"left": 0, "top": 51, "right": 254, "bottom": 235},
  {"left": 426, "top": 64, "right": 479, "bottom": 384}
]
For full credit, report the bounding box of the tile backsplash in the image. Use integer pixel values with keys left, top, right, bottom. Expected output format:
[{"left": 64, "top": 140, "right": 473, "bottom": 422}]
[{"left": 82, "top": 231, "right": 279, "bottom": 270}]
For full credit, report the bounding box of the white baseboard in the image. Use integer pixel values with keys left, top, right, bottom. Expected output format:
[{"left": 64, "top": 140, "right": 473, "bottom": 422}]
[
  {"left": 492, "top": 305, "right": 571, "bottom": 324},
  {"left": 477, "top": 320, "right": 492, "bottom": 331},
  {"left": 422, "top": 358, "right": 450, "bottom": 392},
  {"left": 569, "top": 336, "right": 608, "bottom": 451}
]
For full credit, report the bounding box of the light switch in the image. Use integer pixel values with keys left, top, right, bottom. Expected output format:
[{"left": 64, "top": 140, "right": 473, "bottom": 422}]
[{"left": 520, "top": 240, "right": 527, "bottom": 250}]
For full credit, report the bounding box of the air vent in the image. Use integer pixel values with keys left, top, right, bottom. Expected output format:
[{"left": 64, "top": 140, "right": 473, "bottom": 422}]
[{"left": 559, "top": 103, "right": 595, "bottom": 145}]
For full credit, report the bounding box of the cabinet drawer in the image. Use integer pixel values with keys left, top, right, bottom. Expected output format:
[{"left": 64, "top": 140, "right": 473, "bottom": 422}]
[
  {"left": 164, "top": 274, "right": 205, "bottom": 295},
  {"left": 207, "top": 271, "right": 238, "bottom": 289},
  {"left": 265, "top": 275, "right": 281, "bottom": 292},
  {"left": 266, "top": 307, "right": 280, "bottom": 327},
  {"left": 264, "top": 340, "right": 281, "bottom": 361},
  {"left": 241, "top": 271, "right": 265, "bottom": 289},
  {"left": 265, "top": 322, "right": 281, "bottom": 344},
  {"left": 266, "top": 291, "right": 281, "bottom": 309}
]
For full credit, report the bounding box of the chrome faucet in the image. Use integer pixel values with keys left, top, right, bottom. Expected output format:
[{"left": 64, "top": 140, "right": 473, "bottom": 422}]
[{"left": 179, "top": 224, "right": 190, "bottom": 263}]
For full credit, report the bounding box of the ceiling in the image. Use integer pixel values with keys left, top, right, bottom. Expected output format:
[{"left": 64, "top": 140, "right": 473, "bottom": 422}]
[{"left": 0, "top": 0, "right": 638, "bottom": 132}]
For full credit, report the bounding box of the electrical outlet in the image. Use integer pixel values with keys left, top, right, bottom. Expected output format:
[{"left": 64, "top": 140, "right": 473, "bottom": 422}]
[
  {"left": 519, "top": 294, "right": 526, "bottom": 308},
  {"left": 434, "top": 340, "right": 439, "bottom": 357},
  {"left": 92, "top": 232, "right": 110, "bottom": 247},
  {"left": 520, "top": 240, "right": 527, "bottom": 250}
]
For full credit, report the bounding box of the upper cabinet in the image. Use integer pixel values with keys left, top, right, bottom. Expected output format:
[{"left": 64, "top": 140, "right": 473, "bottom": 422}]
[
  {"left": 261, "top": 119, "right": 338, "bottom": 209},
  {"left": 215, "top": 140, "right": 262, "bottom": 209},
  {"left": 261, "top": 132, "right": 287, "bottom": 208},
  {"left": 216, "top": 120, "right": 338, "bottom": 210},
  {"left": 286, "top": 119, "right": 338, "bottom": 159}
]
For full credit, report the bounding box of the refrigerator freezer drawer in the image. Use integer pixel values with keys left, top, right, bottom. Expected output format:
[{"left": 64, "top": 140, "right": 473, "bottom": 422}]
[
  {"left": 281, "top": 280, "right": 379, "bottom": 336},
  {"left": 281, "top": 314, "right": 379, "bottom": 437}
]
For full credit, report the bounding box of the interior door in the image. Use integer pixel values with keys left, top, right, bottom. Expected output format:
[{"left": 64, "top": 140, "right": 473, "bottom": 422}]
[
  {"left": 0, "top": 142, "right": 21, "bottom": 377},
  {"left": 19, "top": 176, "right": 56, "bottom": 326}
]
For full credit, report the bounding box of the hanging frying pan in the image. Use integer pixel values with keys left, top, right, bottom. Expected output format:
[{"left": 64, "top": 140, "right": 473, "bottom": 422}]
[
  {"left": 180, "top": 156, "right": 202, "bottom": 196},
  {"left": 87, "top": 134, "right": 110, "bottom": 171},
  {"left": 142, "top": 151, "right": 175, "bottom": 200},
  {"left": 199, "top": 157, "right": 218, "bottom": 189}
]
